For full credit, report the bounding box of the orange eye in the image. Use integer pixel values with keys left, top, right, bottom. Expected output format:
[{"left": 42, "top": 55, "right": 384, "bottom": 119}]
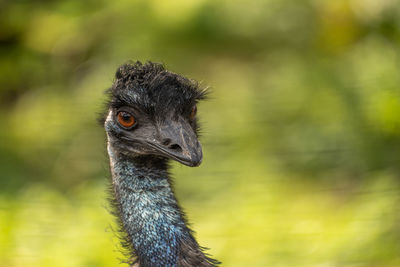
[
  {"left": 190, "top": 105, "right": 197, "bottom": 120},
  {"left": 117, "top": 111, "right": 136, "bottom": 129}
]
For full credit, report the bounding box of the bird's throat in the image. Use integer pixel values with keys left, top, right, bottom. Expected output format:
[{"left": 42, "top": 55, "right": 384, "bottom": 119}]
[{"left": 107, "top": 144, "right": 193, "bottom": 267}]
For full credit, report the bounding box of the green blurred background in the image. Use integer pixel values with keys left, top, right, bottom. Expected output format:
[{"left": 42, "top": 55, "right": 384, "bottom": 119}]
[{"left": 1, "top": 0, "right": 400, "bottom": 266}]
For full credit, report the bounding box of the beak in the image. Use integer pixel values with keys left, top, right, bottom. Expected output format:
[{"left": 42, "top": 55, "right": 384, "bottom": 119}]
[{"left": 144, "top": 118, "right": 203, "bottom": 167}]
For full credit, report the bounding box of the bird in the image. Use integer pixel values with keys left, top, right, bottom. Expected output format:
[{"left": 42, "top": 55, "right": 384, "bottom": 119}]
[{"left": 102, "top": 61, "right": 220, "bottom": 267}]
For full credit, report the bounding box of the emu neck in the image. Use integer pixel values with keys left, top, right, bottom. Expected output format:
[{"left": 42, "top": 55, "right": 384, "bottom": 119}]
[{"left": 108, "top": 145, "right": 210, "bottom": 267}]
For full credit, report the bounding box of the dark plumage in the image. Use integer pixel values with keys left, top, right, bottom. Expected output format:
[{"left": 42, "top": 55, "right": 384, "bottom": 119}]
[{"left": 102, "top": 61, "right": 219, "bottom": 267}]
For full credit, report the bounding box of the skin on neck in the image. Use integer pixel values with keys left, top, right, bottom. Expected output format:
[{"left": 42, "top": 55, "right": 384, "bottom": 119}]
[{"left": 107, "top": 142, "right": 216, "bottom": 267}]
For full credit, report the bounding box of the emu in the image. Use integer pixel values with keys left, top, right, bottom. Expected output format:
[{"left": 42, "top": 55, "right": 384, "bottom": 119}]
[{"left": 102, "top": 61, "right": 220, "bottom": 267}]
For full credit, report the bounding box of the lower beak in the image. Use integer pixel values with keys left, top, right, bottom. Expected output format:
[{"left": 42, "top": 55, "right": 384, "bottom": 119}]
[{"left": 146, "top": 141, "right": 202, "bottom": 167}]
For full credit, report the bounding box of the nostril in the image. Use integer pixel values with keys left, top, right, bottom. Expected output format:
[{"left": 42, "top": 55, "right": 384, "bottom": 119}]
[
  {"left": 162, "top": 138, "right": 182, "bottom": 152},
  {"left": 168, "top": 143, "right": 182, "bottom": 152},
  {"left": 162, "top": 138, "right": 172, "bottom": 146}
]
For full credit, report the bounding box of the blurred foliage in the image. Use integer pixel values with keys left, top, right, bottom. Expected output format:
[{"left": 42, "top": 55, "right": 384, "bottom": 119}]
[{"left": 1, "top": 0, "right": 400, "bottom": 266}]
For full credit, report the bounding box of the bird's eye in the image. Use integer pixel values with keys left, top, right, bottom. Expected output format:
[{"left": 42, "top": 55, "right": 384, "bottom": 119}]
[
  {"left": 117, "top": 111, "right": 136, "bottom": 129},
  {"left": 190, "top": 105, "right": 197, "bottom": 120}
]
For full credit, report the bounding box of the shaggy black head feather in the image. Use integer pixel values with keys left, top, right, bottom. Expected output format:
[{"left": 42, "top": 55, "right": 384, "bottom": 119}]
[{"left": 109, "top": 61, "right": 206, "bottom": 121}]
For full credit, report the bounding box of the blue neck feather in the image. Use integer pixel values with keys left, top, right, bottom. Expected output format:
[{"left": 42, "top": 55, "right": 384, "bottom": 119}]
[{"left": 108, "top": 148, "right": 194, "bottom": 267}]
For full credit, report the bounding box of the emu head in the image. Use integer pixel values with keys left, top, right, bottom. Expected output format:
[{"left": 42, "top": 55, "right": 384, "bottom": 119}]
[{"left": 103, "top": 61, "right": 206, "bottom": 167}]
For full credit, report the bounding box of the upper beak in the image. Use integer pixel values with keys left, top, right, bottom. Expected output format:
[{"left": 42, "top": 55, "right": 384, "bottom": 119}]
[{"left": 144, "top": 118, "right": 203, "bottom": 167}]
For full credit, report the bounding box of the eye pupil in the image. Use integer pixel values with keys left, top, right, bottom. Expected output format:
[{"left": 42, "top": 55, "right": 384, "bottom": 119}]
[
  {"left": 122, "top": 114, "right": 130, "bottom": 121},
  {"left": 117, "top": 111, "right": 136, "bottom": 128}
]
